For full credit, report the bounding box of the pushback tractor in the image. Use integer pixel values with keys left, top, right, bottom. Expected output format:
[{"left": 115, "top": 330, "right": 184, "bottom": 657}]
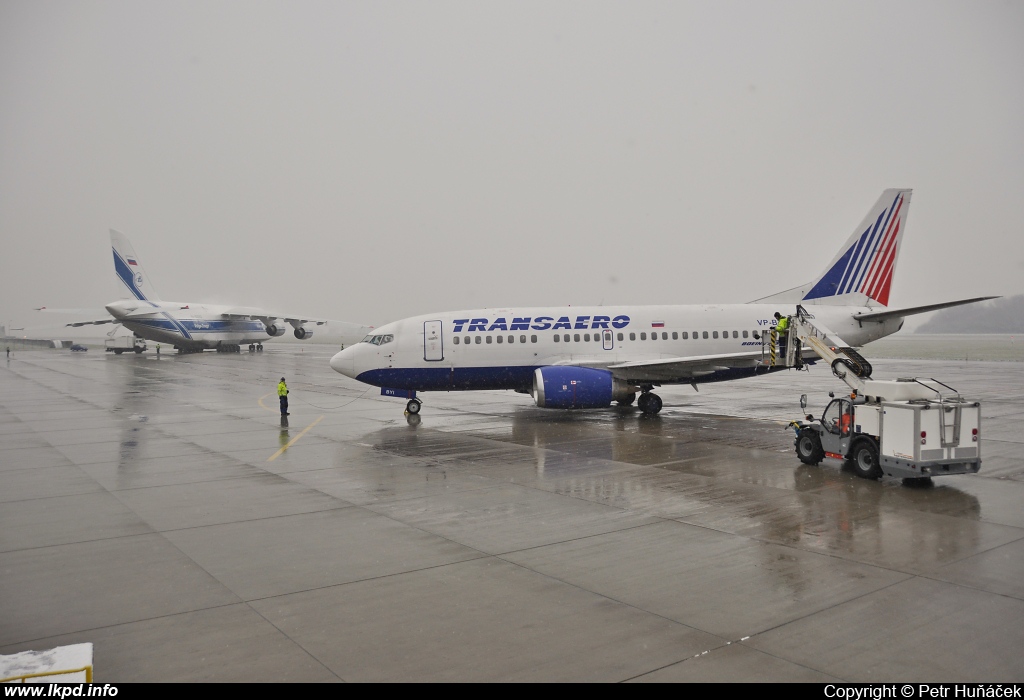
[{"left": 773, "top": 307, "right": 982, "bottom": 484}]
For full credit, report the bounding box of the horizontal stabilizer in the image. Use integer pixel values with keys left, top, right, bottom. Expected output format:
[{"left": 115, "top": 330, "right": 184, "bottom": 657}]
[{"left": 853, "top": 297, "right": 999, "bottom": 323}]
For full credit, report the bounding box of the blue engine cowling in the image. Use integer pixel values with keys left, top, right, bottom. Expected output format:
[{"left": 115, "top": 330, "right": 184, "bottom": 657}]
[
  {"left": 533, "top": 366, "right": 633, "bottom": 409},
  {"left": 265, "top": 324, "right": 287, "bottom": 337}
]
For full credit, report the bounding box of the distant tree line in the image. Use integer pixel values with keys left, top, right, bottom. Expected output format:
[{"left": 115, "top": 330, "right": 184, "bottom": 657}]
[{"left": 916, "top": 295, "right": 1024, "bottom": 333}]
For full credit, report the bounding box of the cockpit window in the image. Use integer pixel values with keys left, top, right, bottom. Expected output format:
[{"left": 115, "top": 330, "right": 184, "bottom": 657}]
[{"left": 362, "top": 334, "right": 394, "bottom": 346}]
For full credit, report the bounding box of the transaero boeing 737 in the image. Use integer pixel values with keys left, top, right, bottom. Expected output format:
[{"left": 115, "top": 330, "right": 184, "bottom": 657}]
[
  {"left": 62, "top": 230, "right": 371, "bottom": 353},
  {"left": 330, "top": 189, "right": 994, "bottom": 414}
]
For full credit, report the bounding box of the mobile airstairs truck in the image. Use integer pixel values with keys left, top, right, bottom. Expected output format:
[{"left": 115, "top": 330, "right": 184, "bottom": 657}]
[{"left": 772, "top": 306, "right": 981, "bottom": 484}]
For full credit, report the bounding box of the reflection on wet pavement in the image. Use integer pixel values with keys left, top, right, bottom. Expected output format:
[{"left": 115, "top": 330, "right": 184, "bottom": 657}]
[{"left": 1, "top": 348, "right": 1022, "bottom": 681}]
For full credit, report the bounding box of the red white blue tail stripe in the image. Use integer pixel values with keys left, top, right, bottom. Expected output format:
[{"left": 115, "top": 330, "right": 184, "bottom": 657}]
[{"left": 803, "top": 190, "right": 907, "bottom": 305}]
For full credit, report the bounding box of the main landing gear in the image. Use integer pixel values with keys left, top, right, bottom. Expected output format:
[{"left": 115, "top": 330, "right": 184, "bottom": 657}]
[
  {"left": 406, "top": 398, "right": 422, "bottom": 415},
  {"left": 216, "top": 344, "right": 242, "bottom": 353},
  {"left": 248, "top": 344, "right": 264, "bottom": 352},
  {"left": 636, "top": 387, "right": 663, "bottom": 415}
]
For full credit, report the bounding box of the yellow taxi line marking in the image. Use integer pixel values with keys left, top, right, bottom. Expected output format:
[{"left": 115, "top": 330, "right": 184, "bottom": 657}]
[
  {"left": 269, "top": 415, "right": 324, "bottom": 462},
  {"left": 258, "top": 392, "right": 277, "bottom": 413}
]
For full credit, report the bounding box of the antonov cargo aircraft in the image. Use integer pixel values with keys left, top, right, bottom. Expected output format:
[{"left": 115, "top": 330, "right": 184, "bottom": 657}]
[
  {"left": 63, "top": 230, "right": 371, "bottom": 353},
  {"left": 330, "top": 189, "right": 993, "bottom": 414}
]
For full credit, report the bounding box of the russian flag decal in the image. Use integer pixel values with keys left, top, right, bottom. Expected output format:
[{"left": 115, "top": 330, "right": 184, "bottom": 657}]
[{"left": 652, "top": 321, "right": 665, "bottom": 328}]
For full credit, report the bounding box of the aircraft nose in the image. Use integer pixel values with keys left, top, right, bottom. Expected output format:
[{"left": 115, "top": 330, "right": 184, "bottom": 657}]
[{"left": 330, "top": 347, "right": 356, "bottom": 377}]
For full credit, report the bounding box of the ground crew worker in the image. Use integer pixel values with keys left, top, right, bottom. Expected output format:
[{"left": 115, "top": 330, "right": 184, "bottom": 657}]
[
  {"left": 774, "top": 312, "right": 789, "bottom": 333},
  {"left": 278, "top": 377, "right": 289, "bottom": 415},
  {"left": 156, "top": 344, "right": 160, "bottom": 356},
  {"left": 774, "top": 312, "right": 789, "bottom": 357}
]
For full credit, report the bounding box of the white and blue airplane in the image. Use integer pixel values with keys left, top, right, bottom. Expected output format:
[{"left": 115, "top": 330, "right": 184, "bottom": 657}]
[
  {"left": 330, "top": 189, "right": 994, "bottom": 414},
  {"left": 62, "top": 230, "right": 371, "bottom": 352}
]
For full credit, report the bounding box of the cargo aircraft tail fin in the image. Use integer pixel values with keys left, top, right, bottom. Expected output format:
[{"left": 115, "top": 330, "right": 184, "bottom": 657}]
[{"left": 110, "top": 229, "right": 161, "bottom": 302}]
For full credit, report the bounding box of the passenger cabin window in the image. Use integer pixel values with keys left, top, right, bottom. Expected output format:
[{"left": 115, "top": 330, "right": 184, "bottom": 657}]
[
  {"left": 453, "top": 336, "right": 459, "bottom": 345},
  {"left": 564, "top": 334, "right": 570, "bottom": 342},
  {"left": 509, "top": 335, "right": 515, "bottom": 343},
  {"left": 574, "top": 334, "right": 580, "bottom": 342},
  {"left": 629, "top": 333, "right": 636, "bottom": 341},
  {"left": 713, "top": 331, "right": 718, "bottom": 339},
  {"left": 672, "top": 332, "right": 678, "bottom": 340},
  {"left": 640, "top": 332, "right": 647, "bottom": 340},
  {"left": 733, "top": 331, "right": 738, "bottom": 338},
  {"left": 742, "top": 330, "right": 748, "bottom": 338},
  {"left": 554, "top": 334, "right": 560, "bottom": 342},
  {"left": 681, "top": 332, "right": 688, "bottom": 339},
  {"left": 530, "top": 335, "right": 537, "bottom": 343},
  {"left": 496, "top": 335, "right": 503, "bottom": 344},
  {"left": 486, "top": 336, "right": 492, "bottom": 344},
  {"left": 617, "top": 333, "right": 624, "bottom": 341},
  {"left": 475, "top": 336, "right": 481, "bottom": 344}
]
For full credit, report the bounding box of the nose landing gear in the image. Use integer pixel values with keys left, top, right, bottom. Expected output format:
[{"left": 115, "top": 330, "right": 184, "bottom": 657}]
[{"left": 406, "top": 398, "right": 422, "bottom": 415}]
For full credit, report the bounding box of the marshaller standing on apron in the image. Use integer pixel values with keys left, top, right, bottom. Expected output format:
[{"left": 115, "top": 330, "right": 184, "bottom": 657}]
[{"left": 278, "top": 377, "right": 289, "bottom": 415}]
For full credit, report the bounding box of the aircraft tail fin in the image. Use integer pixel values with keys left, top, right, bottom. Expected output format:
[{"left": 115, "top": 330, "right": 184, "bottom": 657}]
[
  {"left": 110, "top": 230, "right": 161, "bottom": 302},
  {"left": 753, "top": 188, "right": 912, "bottom": 307}
]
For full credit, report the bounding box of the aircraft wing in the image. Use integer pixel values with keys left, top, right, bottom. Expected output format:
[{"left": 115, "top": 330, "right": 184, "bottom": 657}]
[
  {"left": 65, "top": 318, "right": 119, "bottom": 327},
  {"left": 853, "top": 296, "right": 998, "bottom": 323},
  {"left": 220, "top": 307, "right": 328, "bottom": 326},
  {"left": 604, "top": 350, "right": 766, "bottom": 382}
]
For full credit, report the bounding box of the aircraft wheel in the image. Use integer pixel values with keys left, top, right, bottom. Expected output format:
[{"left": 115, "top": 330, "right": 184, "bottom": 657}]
[
  {"left": 617, "top": 393, "right": 636, "bottom": 406},
  {"left": 639, "top": 393, "right": 662, "bottom": 415},
  {"left": 257, "top": 344, "right": 263, "bottom": 352},
  {"left": 406, "top": 399, "right": 421, "bottom": 415},
  {"left": 796, "top": 429, "right": 824, "bottom": 465},
  {"left": 848, "top": 439, "right": 882, "bottom": 479}
]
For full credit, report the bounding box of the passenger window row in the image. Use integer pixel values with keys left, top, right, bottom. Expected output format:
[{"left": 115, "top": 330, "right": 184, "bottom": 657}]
[
  {"left": 453, "top": 335, "right": 538, "bottom": 345},
  {"left": 450, "top": 329, "right": 762, "bottom": 346},
  {"left": 619, "top": 330, "right": 758, "bottom": 341}
]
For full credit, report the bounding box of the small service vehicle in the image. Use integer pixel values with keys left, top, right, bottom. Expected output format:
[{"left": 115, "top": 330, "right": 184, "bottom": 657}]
[
  {"left": 70, "top": 344, "right": 88, "bottom": 352},
  {"left": 771, "top": 306, "right": 982, "bottom": 484},
  {"left": 792, "top": 381, "right": 981, "bottom": 483}
]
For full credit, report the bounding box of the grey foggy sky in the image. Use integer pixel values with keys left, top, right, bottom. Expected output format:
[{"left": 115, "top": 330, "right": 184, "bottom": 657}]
[{"left": 2, "top": 1, "right": 1022, "bottom": 332}]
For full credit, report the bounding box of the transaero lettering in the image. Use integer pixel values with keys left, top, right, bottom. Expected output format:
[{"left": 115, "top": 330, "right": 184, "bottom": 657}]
[
  {"left": 824, "top": 686, "right": 1021, "bottom": 700},
  {"left": 451, "top": 315, "right": 630, "bottom": 333}
]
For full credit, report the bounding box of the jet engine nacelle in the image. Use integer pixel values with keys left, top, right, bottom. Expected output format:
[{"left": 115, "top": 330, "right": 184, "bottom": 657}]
[
  {"left": 293, "top": 326, "right": 314, "bottom": 340},
  {"left": 265, "top": 324, "right": 286, "bottom": 337},
  {"left": 533, "top": 367, "right": 634, "bottom": 409}
]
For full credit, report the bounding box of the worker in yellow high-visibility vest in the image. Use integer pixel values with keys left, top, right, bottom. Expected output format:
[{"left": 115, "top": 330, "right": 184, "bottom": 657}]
[
  {"left": 277, "top": 377, "right": 290, "bottom": 416},
  {"left": 774, "top": 312, "right": 789, "bottom": 358}
]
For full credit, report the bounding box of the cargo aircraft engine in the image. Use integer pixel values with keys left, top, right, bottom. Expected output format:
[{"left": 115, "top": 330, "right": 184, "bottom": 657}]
[
  {"left": 532, "top": 367, "right": 635, "bottom": 409},
  {"left": 264, "top": 324, "right": 287, "bottom": 337},
  {"left": 293, "top": 326, "right": 314, "bottom": 340}
]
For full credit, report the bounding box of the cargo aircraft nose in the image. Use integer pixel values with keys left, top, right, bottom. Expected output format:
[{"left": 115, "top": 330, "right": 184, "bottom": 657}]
[{"left": 330, "top": 347, "right": 356, "bottom": 378}]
